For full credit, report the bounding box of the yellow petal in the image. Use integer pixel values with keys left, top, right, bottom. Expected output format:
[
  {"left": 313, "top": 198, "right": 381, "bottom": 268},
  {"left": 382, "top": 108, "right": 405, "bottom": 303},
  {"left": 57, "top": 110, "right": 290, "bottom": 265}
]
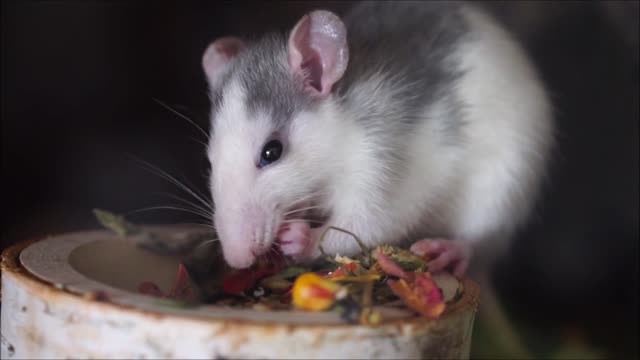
[{"left": 292, "top": 273, "right": 342, "bottom": 311}]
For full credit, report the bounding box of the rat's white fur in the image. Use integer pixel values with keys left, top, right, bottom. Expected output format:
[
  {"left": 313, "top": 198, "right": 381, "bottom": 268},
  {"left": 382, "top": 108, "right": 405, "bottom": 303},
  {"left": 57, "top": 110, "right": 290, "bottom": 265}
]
[
  {"left": 448, "top": 7, "right": 554, "bottom": 249},
  {"left": 208, "top": 79, "right": 317, "bottom": 267},
  {"left": 206, "top": 4, "right": 553, "bottom": 270},
  {"left": 280, "top": 5, "right": 555, "bottom": 265}
]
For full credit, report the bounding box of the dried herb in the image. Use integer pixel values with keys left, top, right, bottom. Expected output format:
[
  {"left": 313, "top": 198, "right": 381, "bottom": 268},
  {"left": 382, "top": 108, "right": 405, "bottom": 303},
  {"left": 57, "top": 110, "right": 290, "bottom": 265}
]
[
  {"left": 93, "top": 210, "right": 462, "bottom": 324},
  {"left": 334, "top": 298, "right": 362, "bottom": 324},
  {"left": 375, "top": 244, "right": 429, "bottom": 272},
  {"left": 94, "top": 208, "right": 216, "bottom": 256}
]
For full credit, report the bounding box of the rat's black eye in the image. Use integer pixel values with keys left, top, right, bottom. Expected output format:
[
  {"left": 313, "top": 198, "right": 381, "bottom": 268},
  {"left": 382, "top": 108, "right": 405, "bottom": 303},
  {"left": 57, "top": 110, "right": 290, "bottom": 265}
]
[{"left": 259, "top": 139, "right": 283, "bottom": 168}]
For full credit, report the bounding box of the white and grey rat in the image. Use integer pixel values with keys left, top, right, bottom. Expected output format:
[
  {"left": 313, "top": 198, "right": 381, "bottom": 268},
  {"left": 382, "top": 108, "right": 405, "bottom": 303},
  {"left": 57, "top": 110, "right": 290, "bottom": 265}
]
[{"left": 201, "top": 0, "right": 554, "bottom": 287}]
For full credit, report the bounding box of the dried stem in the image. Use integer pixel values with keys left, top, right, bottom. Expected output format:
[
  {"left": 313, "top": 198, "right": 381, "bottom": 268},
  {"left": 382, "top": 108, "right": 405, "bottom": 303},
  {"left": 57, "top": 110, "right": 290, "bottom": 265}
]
[{"left": 318, "top": 226, "right": 372, "bottom": 266}]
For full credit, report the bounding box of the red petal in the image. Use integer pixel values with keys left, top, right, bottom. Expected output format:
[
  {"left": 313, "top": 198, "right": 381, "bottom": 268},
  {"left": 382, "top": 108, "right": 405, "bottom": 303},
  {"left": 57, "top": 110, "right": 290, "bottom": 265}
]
[
  {"left": 324, "top": 268, "right": 346, "bottom": 279},
  {"left": 387, "top": 273, "right": 446, "bottom": 320},
  {"left": 223, "top": 269, "right": 256, "bottom": 295},
  {"left": 221, "top": 250, "right": 286, "bottom": 295},
  {"left": 169, "top": 263, "right": 193, "bottom": 298},
  {"left": 139, "top": 264, "right": 196, "bottom": 301},
  {"left": 376, "top": 247, "right": 410, "bottom": 280},
  {"left": 316, "top": 270, "right": 332, "bottom": 277},
  {"left": 416, "top": 274, "right": 444, "bottom": 303},
  {"left": 305, "top": 284, "right": 336, "bottom": 300}
]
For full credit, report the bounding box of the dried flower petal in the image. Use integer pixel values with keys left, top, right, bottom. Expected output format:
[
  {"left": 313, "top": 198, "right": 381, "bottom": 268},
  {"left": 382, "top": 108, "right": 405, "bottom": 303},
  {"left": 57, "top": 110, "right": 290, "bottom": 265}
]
[
  {"left": 138, "top": 263, "right": 196, "bottom": 301},
  {"left": 387, "top": 272, "right": 446, "bottom": 320},
  {"left": 292, "top": 273, "right": 343, "bottom": 311},
  {"left": 328, "top": 255, "right": 366, "bottom": 276},
  {"left": 222, "top": 261, "right": 283, "bottom": 295},
  {"left": 325, "top": 267, "right": 348, "bottom": 278},
  {"left": 329, "top": 274, "right": 382, "bottom": 283},
  {"left": 169, "top": 263, "right": 194, "bottom": 300},
  {"left": 375, "top": 247, "right": 411, "bottom": 280},
  {"left": 376, "top": 244, "right": 428, "bottom": 271}
]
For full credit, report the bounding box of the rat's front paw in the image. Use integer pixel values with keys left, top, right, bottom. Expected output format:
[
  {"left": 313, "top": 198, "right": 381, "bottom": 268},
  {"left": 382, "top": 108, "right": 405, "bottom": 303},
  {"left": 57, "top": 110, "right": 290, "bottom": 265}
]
[
  {"left": 410, "top": 238, "right": 471, "bottom": 278},
  {"left": 277, "top": 222, "right": 312, "bottom": 258}
]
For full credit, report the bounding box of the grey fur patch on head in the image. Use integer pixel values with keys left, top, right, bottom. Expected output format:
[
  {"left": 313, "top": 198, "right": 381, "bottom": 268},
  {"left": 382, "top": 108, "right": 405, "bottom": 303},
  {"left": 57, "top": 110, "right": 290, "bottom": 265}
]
[
  {"left": 206, "top": 33, "right": 318, "bottom": 136},
  {"left": 214, "top": 33, "right": 317, "bottom": 132},
  {"left": 206, "top": 0, "right": 471, "bottom": 150},
  {"left": 237, "top": 33, "right": 317, "bottom": 130}
]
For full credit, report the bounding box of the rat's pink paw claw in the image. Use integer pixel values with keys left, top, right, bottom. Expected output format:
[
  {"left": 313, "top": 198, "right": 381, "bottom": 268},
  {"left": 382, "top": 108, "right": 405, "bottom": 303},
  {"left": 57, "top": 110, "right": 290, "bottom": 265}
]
[
  {"left": 410, "top": 238, "right": 470, "bottom": 278},
  {"left": 410, "top": 238, "right": 444, "bottom": 256}
]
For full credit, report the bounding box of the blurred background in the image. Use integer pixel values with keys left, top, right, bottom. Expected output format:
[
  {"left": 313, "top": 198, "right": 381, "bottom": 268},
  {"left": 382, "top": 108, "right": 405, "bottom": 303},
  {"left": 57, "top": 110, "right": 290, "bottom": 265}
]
[{"left": 2, "top": 1, "right": 638, "bottom": 358}]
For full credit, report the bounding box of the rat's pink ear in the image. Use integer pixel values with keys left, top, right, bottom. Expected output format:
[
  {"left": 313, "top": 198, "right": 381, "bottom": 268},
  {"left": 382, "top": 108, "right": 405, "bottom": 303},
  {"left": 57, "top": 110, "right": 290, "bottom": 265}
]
[
  {"left": 288, "top": 10, "right": 349, "bottom": 97},
  {"left": 202, "top": 36, "right": 245, "bottom": 85}
]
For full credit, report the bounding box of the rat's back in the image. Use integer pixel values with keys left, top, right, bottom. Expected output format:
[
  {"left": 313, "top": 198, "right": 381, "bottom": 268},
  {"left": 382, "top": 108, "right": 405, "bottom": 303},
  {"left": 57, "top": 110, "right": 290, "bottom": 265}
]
[
  {"left": 335, "top": 1, "right": 470, "bottom": 131},
  {"left": 332, "top": 0, "right": 554, "bottom": 257}
]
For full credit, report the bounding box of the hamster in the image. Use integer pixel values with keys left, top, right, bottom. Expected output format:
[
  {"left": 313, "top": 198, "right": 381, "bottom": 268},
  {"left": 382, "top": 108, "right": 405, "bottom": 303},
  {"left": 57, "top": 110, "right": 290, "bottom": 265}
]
[{"left": 201, "top": 0, "right": 554, "bottom": 278}]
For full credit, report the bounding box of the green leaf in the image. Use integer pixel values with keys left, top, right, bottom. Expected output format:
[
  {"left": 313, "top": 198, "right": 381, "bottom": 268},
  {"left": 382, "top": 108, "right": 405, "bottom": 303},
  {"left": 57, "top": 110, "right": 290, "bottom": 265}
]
[{"left": 93, "top": 208, "right": 141, "bottom": 236}]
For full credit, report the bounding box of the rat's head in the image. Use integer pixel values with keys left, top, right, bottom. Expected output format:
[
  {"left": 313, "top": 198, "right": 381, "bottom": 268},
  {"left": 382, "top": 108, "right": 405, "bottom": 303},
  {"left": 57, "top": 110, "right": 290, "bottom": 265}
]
[{"left": 202, "top": 11, "right": 350, "bottom": 268}]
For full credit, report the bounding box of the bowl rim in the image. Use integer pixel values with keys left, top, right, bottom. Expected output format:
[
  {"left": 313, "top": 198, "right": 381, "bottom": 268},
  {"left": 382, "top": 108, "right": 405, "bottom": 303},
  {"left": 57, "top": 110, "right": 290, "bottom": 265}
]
[{"left": 2, "top": 226, "right": 480, "bottom": 330}]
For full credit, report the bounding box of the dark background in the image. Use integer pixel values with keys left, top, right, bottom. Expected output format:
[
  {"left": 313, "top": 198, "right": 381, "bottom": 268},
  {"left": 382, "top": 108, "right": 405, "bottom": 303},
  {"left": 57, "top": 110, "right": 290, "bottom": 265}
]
[{"left": 2, "top": 1, "right": 638, "bottom": 358}]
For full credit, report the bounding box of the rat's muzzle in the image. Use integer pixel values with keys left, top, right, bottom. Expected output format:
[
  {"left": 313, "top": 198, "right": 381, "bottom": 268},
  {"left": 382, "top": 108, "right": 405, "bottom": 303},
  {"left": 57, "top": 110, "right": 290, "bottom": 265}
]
[{"left": 215, "top": 205, "right": 275, "bottom": 269}]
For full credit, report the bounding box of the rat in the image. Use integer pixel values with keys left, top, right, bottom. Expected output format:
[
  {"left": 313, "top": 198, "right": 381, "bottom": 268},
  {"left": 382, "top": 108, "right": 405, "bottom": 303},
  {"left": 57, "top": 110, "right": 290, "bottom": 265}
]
[
  {"left": 201, "top": 2, "right": 553, "bottom": 355},
  {"left": 202, "top": 0, "right": 553, "bottom": 277}
]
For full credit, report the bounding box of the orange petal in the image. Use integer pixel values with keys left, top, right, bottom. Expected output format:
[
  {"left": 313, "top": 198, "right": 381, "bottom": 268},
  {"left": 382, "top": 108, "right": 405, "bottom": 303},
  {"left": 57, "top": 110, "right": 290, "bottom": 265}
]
[{"left": 344, "top": 262, "right": 358, "bottom": 272}]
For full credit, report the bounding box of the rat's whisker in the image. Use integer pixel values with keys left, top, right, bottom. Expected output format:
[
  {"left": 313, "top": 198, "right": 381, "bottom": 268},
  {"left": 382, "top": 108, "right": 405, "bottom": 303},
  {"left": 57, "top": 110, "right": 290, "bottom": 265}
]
[
  {"left": 282, "top": 218, "right": 326, "bottom": 225},
  {"left": 190, "top": 136, "right": 210, "bottom": 150},
  {"left": 165, "top": 193, "right": 214, "bottom": 218},
  {"left": 200, "top": 238, "right": 220, "bottom": 245},
  {"left": 125, "top": 205, "right": 211, "bottom": 220},
  {"left": 152, "top": 97, "right": 210, "bottom": 141},
  {"left": 284, "top": 191, "right": 326, "bottom": 209},
  {"left": 266, "top": 250, "right": 280, "bottom": 264},
  {"left": 194, "top": 238, "right": 220, "bottom": 252},
  {"left": 173, "top": 170, "right": 213, "bottom": 211},
  {"left": 177, "top": 220, "right": 217, "bottom": 230},
  {"left": 132, "top": 157, "right": 213, "bottom": 212},
  {"left": 161, "top": 167, "right": 213, "bottom": 211},
  {"left": 185, "top": 224, "right": 218, "bottom": 232},
  {"left": 286, "top": 190, "right": 330, "bottom": 207},
  {"left": 283, "top": 205, "right": 323, "bottom": 217}
]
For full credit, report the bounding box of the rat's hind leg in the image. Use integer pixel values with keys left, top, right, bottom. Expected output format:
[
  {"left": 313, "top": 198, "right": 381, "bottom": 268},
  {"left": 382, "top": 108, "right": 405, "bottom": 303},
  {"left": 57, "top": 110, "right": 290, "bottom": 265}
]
[{"left": 410, "top": 239, "right": 472, "bottom": 278}]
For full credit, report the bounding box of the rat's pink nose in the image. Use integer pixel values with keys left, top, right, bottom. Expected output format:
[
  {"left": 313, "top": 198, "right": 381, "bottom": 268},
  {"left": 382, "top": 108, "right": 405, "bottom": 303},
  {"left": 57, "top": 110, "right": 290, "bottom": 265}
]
[
  {"left": 224, "top": 248, "right": 256, "bottom": 269},
  {"left": 216, "top": 204, "right": 272, "bottom": 269},
  {"left": 250, "top": 242, "right": 270, "bottom": 258}
]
